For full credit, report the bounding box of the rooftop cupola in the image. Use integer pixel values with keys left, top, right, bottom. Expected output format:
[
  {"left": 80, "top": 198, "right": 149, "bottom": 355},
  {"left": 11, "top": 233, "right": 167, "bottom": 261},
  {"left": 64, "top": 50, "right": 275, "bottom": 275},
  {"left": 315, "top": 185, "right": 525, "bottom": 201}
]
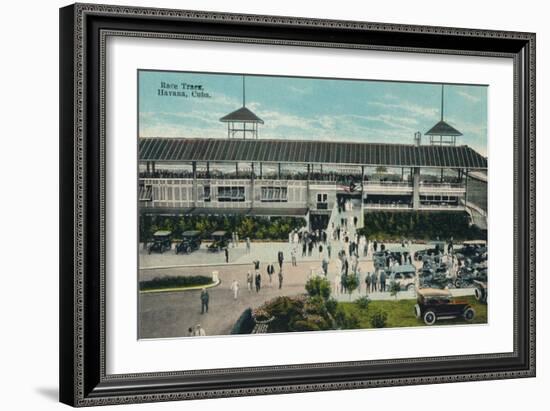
[
  {"left": 425, "top": 84, "right": 463, "bottom": 145},
  {"left": 219, "top": 76, "right": 264, "bottom": 139}
]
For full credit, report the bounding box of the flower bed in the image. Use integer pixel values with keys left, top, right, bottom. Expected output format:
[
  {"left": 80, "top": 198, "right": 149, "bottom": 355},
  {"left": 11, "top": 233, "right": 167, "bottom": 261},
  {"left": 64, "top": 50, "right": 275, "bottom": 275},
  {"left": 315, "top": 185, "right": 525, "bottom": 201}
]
[{"left": 139, "top": 275, "right": 213, "bottom": 291}]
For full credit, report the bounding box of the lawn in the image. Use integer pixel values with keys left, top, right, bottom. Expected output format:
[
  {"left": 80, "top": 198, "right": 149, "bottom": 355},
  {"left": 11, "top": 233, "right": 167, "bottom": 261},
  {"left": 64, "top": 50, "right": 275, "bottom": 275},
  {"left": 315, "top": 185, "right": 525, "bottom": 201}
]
[{"left": 338, "top": 296, "right": 487, "bottom": 329}]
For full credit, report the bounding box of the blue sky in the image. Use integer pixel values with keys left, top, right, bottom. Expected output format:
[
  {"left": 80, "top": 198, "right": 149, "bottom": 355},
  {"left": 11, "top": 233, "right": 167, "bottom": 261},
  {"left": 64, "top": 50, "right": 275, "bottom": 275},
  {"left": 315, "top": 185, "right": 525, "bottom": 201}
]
[{"left": 139, "top": 70, "right": 487, "bottom": 155}]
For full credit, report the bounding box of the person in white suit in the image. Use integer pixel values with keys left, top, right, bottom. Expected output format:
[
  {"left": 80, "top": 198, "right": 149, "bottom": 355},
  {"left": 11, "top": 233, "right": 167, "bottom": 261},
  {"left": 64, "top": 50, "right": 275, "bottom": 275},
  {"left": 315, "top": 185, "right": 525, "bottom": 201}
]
[{"left": 230, "top": 279, "right": 239, "bottom": 300}]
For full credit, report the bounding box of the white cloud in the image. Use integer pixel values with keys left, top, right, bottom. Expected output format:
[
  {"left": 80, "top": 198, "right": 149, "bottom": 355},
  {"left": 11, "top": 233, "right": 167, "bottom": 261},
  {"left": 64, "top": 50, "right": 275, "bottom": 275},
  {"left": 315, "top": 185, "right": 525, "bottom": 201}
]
[
  {"left": 368, "top": 101, "right": 439, "bottom": 119},
  {"left": 456, "top": 90, "right": 481, "bottom": 103}
]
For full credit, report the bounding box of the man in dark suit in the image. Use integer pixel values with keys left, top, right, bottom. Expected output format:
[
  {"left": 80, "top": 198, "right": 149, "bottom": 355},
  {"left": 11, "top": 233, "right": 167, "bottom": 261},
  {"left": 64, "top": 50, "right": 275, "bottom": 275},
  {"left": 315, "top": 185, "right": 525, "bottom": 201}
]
[{"left": 277, "top": 251, "right": 284, "bottom": 269}]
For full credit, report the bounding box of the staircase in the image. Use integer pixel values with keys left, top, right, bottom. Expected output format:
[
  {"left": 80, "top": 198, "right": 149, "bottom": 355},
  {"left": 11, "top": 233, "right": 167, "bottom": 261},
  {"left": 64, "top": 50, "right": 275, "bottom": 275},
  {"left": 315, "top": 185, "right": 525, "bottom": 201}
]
[{"left": 328, "top": 198, "right": 364, "bottom": 238}]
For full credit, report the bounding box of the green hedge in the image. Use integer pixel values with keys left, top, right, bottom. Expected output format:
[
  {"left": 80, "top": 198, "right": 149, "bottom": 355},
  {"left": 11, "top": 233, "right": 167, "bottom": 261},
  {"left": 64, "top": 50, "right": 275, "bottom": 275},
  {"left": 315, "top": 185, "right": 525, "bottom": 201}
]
[
  {"left": 230, "top": 308, "right": 255, "bottom": 335},
  {"left": 139, "top": 275, "right": 212, "bottom": 291},
  {"left": 140, "top": 215, "right": 306, "bottom": 242},
  {"left": 358, "top": 211, "right": 486, "bottom": 241}
]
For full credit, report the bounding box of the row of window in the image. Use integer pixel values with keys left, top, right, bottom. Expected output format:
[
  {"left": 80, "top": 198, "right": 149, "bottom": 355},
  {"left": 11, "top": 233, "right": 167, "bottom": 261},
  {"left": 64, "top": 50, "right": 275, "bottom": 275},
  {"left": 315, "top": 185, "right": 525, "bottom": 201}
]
[{"left": 202, "top": 186, "right": 290, "bottom": 203}]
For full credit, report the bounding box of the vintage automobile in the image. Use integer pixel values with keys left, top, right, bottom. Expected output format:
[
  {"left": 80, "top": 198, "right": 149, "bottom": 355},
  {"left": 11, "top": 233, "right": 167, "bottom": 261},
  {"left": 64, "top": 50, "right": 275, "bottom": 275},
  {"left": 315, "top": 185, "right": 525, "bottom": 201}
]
[
  {"left": 208, "top": 230, "right": 229, "bottom": 252},
  {"left": 414, "top": 241, "right": 446, "bottom": 261},
  {"left": 148, "top": 230, "right": 172, "bottom": 254},
  {"left": 473, "top": 280, "right": 488, "bottom": 303},
  {"left": 175, "top": 230, "right": 202, "bottom": 254},
  {"left": 373, "top": 250, "right": 389, "bottom": 269},
  {"left": 454, "top": 265, "right": 488, "bottom": 288},
  {"left": 455, "top": 240, "right": 487, "bottom": 262},
  {"left": 418, "top": 266, "right": 453, "bottom": 289},
  {"left": 414, "top": 288, "right": 476, "bottom": 325},
  {"left": 386, "top": 264, "right": 417, "bottom": 291}
]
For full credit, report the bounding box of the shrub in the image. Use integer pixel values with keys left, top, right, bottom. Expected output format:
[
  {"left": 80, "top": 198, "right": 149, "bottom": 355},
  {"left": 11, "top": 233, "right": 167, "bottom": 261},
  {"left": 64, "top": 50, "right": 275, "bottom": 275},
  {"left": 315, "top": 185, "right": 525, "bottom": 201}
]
[
  {"left": 389, "top": 281, "right": 401, "bottom": 299},
  {"left": 230, "top": 308, "right": 255, "bottom": 334},
  {"left": 305, "top": 276, "right": 331, "bottom": 300},
  {"left": 369, "top": 309, "right": 388, "bottom": 328},
  {"left": 357, "top": 211, "right": 487, "bottom": 241},
  {"left": 334, "top": 307, "right": 361, "bottom": 330},
  {"left": 292, "top": 320, "right": 322, "bottom": 332},
  {"left": 262, "top": 296, "right": 305, "bottom": 333},
  {"left": 325, "top": 298, "right": 338, "bottom": 316},
  {"left": 140, "top": 214, "right": 306, "bottom": 242},
  {"left": 139, "top": 275, "right": 212, "bottom": 291},
  {"left": 355, "top": 296, "right": 371, "bottom": 310},
  {"left": 341, "top": 274, "right": 359, "bottom": 299}
]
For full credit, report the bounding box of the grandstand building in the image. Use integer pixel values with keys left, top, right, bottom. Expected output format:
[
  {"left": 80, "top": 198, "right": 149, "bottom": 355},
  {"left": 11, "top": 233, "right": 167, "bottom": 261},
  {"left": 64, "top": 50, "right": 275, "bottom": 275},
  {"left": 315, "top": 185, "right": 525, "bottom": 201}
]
[{"left": 138, "top": 84, "right": 488, "bottom": 231}]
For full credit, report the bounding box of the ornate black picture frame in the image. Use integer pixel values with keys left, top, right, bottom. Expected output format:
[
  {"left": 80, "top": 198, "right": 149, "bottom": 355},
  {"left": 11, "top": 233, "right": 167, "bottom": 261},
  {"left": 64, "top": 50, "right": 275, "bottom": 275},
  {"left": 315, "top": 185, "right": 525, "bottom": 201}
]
[{"left": 59, "top": 3, "right": 535, "bottom": 407}]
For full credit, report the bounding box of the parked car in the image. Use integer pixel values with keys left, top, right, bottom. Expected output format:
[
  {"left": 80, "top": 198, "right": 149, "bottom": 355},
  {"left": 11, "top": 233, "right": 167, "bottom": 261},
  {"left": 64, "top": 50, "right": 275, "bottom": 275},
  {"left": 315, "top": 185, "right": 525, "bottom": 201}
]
[
  {"left": 454, "top": 265, "right": 487, "bottom": 288},
  {"left": 373, "top": 251, "right": 389, "bottom": 269},
  {"left": 455, "top": 240, "right": 487, "bottom": 262},
  {"left": 473, "top": 280, "right": 488, "bottom": 303},
  {"left": 208, "top": 230, "right": 229, "bottom": 252},
  {"left": 414, "top": 241, "right": 446, "bottom": 261},
  {"left": 414, "top": 288, "right": 476, "bottom": 325},
  {"left": 387, "top": 264, "right": 417, "bottom": 291},
  {"left": 419, "top": 266, "right": 453, "bottom": 289},
  {"left": 148, "top": 230, "right": 172, "bottom": 254},
  {"left": 175, "top": 230, "right": 202, "bottom": 254}
]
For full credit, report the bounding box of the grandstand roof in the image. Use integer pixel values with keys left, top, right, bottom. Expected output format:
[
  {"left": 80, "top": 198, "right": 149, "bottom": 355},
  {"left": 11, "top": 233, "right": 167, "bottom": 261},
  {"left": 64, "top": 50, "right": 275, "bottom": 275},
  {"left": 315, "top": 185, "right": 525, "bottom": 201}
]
[{"left": 139, "top": 137, "right": 487, "bottom": 169}]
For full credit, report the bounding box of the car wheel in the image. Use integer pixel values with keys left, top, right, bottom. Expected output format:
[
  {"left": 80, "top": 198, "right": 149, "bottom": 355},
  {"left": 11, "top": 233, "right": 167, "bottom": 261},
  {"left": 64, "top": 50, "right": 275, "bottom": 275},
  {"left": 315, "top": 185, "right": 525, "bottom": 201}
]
[
  {"left": 463, "top": 307, "right": 475, "bottom": 321},
  {"left": 474, "top": 287, "right": 483, "bottom": 301},
  {"left": 423, "top": 311, "right": 436, "bottom": 325},
  {"left": 407, "top": 284, "right": 416, "bottom": 293},
  {"left": 454, "top": 279, "right": 462, "bottom": 288},
  {"left": 414, "top": 304, "right": 421, "bottom": 319}
]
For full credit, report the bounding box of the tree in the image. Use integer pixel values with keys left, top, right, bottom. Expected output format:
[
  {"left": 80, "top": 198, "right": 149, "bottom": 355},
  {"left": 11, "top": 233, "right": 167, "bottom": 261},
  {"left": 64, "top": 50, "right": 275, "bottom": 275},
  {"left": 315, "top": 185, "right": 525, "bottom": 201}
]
[
  {"left": 305, "top": 276, "right": 332, "bottom": 300},
  {"left": 341, "top": 274, "right": 359, "bottom": 300},
  {"left": 389, "top": 281, "right": 401, "bottom": 299}
]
